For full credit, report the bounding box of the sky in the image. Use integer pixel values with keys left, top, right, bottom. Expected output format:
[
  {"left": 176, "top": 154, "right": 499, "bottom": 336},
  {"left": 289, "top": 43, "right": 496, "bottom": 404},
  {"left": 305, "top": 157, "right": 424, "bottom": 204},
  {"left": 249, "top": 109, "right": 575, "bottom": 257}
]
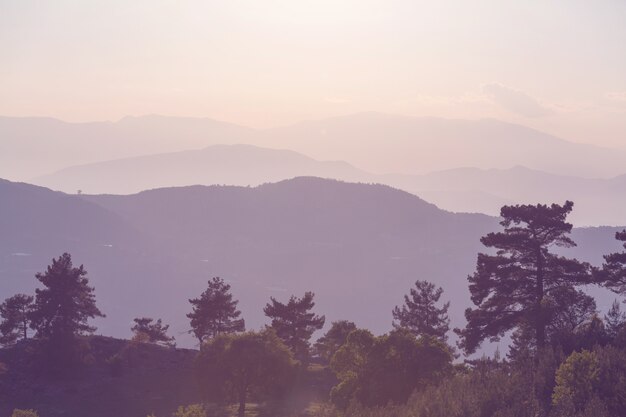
[{"left": 1, "top": 0, "right": 626, "bottom": 148}]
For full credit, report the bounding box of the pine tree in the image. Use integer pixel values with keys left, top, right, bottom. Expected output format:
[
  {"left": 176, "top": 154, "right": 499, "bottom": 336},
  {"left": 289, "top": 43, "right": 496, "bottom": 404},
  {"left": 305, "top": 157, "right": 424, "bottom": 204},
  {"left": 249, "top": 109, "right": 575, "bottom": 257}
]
[
  {"left": 0, "top": 294, "right": 34, "bottom": 346},
  {"left": 29, "top": 253, "right": 105, "bottom": 371},
  {"left": 456, "top": 201, "right": 593, "bottom": 354},
  {"left": 392, "top": 280, "right": 450, "bottom": 342},
  {"left": 605, "top": 299, "right": 626, "bottom": 339},
  {"left": 131, "top": 317, "right": 175, "bottom": 347},
  {"left": 264, "top": 291, "right": 325, "bottom": 362},
  {"left": 601, "top": 230, "right": 626, "bottom": 294},
  {"left": 30, "top": 253, "right": 104, "bottom": 338},
  {"left": 187, "top": 277, "right": 245, "bottom": 345}
]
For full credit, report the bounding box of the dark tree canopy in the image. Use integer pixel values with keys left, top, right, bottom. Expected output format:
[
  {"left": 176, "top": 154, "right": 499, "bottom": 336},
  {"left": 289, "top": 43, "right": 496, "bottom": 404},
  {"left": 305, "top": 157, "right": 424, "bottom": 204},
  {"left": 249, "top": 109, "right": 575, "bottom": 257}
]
[
  {"left": 0, "top": 294, "right": 34, "bottom": 346},
  {"left": 314, "top": 320, "right": 357, "bottom": 363},
  {"left": 131, "top": 317, "right": 175, "bottom": 347},
  {"left": 187, "top": 277, "right": 244, "bottom": 345},
  {"left": 393, "top": 280, "right": 450, "bottom": 342},
  {"left": 330, "top": 328, "right": 452, "bottom": 408},
  {"left": 263, "top": 291, "right": 325, "bottom": 362},
  {"left": 601, "top": 230, "right": 626, "bottom": 294},
  {"left": 196, "top": 329, "right": 296, "bottom": 417},
  {"left": 29, "top": 253, "right": 104, "bottom": 339},
  {"left": 457, "top": 201, "right": 593, "bottom": 354}
]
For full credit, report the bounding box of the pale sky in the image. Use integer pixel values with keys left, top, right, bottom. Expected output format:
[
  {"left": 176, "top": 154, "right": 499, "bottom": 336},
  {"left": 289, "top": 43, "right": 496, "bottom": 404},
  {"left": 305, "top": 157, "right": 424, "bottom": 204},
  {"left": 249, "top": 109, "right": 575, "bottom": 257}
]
[{"left": 1, "top": 0, "right": 626, "bottom": 148}]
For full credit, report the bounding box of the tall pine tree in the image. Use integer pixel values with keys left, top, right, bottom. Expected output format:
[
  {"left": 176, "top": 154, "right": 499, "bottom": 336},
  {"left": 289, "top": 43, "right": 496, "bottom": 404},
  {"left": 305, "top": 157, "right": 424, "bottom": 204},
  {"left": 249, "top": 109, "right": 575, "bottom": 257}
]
[
  {"left": 264, "top": 291, "right": 325, "bottom": 362},
  {"left": 456, "top": 201, "right": 593, "bottom": 354},
  {"left": 601, "top": 230, "right": 626, "bottom": 294},
  {"left": 392, "top": 280, "right": 450, "bottom": 342},
  {"left": 30, "top": 253, "right": 104, "bottom": 338},
  {"left": 187, "top": 277, "right": 244, "bottom": 345},
  {"left": 29, "top": 253, "right": 104, "bottom": 371}
]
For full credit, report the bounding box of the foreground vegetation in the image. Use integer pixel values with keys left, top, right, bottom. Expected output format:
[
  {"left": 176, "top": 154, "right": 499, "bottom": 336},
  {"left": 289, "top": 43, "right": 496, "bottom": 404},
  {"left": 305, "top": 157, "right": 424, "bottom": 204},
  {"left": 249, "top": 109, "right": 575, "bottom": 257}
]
[{"left": 2, "top": 201, "right": 626, "bottom": 416}]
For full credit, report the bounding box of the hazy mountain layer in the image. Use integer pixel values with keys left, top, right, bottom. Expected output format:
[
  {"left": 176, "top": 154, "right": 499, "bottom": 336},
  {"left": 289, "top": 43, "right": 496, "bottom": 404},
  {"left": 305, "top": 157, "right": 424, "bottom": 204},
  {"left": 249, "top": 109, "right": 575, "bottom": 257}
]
[
  {"left": 33, "top": 144, "right": 626, "bottom": 227},
  {"left": 1, "top": 178, "right": 623, "bottom": 347},
  {"left": 5, "top": 113, "right": 626, "bottom": 182},
  {"left": 33, "top": 144, "right": 367, "bottom": 195}
]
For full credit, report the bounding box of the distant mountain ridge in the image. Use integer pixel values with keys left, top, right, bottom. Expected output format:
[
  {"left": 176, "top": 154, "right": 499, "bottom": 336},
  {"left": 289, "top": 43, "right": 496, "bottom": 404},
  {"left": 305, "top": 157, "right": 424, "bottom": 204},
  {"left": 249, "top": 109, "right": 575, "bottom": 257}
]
[
  {"left": 1, "top": 177, "right": 623, "bottom": 348},
  {"left": 4, "top": 112, "right": 626, "bottom": 181},
  {"left": 32, "top": 144, "right": 626, "bottom": 226},
  {"left": 33, "top": 144, "right": 368, "bottom": 195}
]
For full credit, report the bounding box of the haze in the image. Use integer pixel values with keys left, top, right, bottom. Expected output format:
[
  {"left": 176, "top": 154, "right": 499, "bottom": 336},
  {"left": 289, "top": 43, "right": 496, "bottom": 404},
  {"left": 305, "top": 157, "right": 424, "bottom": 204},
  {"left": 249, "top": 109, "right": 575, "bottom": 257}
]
[{"left": 2, "top": 0, "right": 626, "bottom": 152}]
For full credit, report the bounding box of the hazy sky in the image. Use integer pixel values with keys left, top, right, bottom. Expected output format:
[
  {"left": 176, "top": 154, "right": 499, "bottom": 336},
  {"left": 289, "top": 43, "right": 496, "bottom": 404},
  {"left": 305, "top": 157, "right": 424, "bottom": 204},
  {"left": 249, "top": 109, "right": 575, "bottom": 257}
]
[{"left": 1, "top": 0, "right": 626, "bottom": 148}]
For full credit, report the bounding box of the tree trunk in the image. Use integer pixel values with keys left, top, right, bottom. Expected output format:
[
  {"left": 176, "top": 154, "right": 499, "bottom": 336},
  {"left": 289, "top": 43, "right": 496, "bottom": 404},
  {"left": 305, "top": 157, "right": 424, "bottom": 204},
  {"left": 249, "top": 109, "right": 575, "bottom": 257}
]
[
  {"left": 535, "top": 247, "right": 545, "bottom": 349},
  {"left": 238, "top": 390, "right": 246, "bottom": 417}
]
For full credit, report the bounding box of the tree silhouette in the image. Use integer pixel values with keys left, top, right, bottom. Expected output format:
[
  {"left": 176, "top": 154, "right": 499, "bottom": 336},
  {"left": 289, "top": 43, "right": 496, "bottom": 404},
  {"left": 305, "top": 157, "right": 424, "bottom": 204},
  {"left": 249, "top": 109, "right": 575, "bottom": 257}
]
[
  {"left": 605, "top": 300, "right": 626, "bottom": 340},
  {"left": 29, "top": 253, "right": 104, "bottom": 371},
  {"left": 330, "top": 328, "right": 452, "bottom": 408},
  {"left": 131, "top": 317, "right": 175, "bottom": 347},
  {"left": 0, "top": 294, "right": 33, "bottom": 346},
  {"left": 196, "top": 330, "right": 296, "bottom": 417},
  {"left": 314, "top": 320, "right": 357, "bottom": 363},
  {"left": 456, "top": 201, "right": 593, "bottom": 354},
  {"left": 393, "top": 280, "right": 450, "bottom": 342},
  {"left": 187, "top": 277, "right": 244, "bottom": 346},
  {"left": 601, "top": 230, "right": 626, "bottom": 294},
  {"left": 264, "top": 291, "right": 325, "bottom": 362}
]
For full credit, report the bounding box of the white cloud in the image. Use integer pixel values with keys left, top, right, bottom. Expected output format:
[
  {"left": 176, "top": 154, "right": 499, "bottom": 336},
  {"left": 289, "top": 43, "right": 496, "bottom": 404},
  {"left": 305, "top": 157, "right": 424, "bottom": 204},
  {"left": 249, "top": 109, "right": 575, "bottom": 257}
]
[{"left": 482, "top": 83, "right": 553, "bottom": 118}]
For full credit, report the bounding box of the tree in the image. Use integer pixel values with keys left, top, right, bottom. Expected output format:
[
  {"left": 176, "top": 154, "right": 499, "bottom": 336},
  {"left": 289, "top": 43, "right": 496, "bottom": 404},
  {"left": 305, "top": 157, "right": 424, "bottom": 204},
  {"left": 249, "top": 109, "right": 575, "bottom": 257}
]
[
  {"left": 330, "top": 328, "right": 452, "bottom": 408},
  {"left": 30, "top": 253, "right": 104, "bottom": 338},
  {"left": 605, "top": 299, "right": 626, "bottom": 340},
  {"left": 393, "top": 280, "right": 450, "bottom": 342},
  {"left": 131, "top": 317, "right": 175, "bottom": 347},
  {"left": 196, "top": 329, "right": 296, "bottom": 417},
  {"left": 187, "top": 277, "right": 244, "bottom": 346},
  {"left": 264, "top": 291, "right": 325, "bottom": 362},
  {"left": 0, "top": 294, "right": 33, "bottom": 346},
  {"left": 29, "top": 253, "right": 105, "bottom": 371},
  {"left": 314, "top": 320, "right": 357, "bottom": 363},
  {"left": 552, "top": 346, "right": 626, "bottom": 416},
  {"left": 601, "top": 230, "right": 626, "bottom": 292},
  {"left": 456, "top": 201, "right": 593, "bottom": 354}
]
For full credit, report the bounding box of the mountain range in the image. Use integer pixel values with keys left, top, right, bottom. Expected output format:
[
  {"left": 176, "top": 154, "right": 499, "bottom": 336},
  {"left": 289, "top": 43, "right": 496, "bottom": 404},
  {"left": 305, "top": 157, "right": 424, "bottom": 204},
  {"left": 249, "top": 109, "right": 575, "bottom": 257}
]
[
  {"left": 32, "top": 145, "right": 626, "bottom": 227},
  {"left": 4, "top": 112, "right": 626, "bottom": 181},
  {"left": 1, "top": 177, "right": 623, "bottom": 348}
]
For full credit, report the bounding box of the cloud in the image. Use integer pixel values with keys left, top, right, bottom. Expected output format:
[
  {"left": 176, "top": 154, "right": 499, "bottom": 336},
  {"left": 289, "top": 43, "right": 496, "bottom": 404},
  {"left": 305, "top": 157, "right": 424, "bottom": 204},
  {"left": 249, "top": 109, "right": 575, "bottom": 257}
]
[{"left": 482, "top": 83, "right": 553, "bottom": 117}]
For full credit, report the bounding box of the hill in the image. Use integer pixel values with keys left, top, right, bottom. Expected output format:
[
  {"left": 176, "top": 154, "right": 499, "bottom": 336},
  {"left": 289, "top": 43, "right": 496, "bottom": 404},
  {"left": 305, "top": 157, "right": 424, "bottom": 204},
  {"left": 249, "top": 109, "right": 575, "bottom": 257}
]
[
  {"left": 2, "top": 178, "right": 623, "bottom": 347},
  {"left": 5, "top": 113, "right": 626, "bottom": 183},
  {"left": 0, "top": 336, "right": 200, "bottom": 417},
  {"left": 260, "top": 112, "right": 626, "bottom": 177},
  {"left": 387, "top": 166, "right": 626, "bottom": 226},
  {"left": 33, "top": 144, "right": 367, "bottom": 195},
  {"left": 0, "top": 115, "right": 253, "bottom": 180}
]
